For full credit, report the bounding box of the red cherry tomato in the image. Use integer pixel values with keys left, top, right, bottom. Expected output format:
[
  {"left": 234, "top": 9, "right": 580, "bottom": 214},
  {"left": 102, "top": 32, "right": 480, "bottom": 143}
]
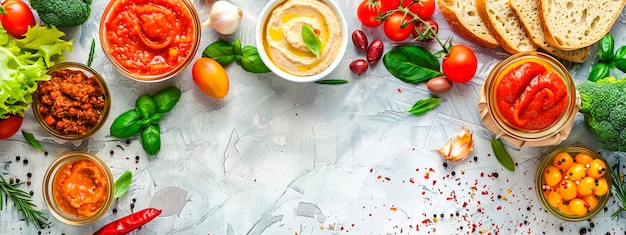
[
  {"left": 380, "top": 0, "right": 401, "bottom": 14},
  {"left": 0, "top": 115, "right": 24, "bottom": 139},
  {"left": 383, "top": 12, "right": 413, "bottom": 42},
  {"left": 412, "top": 19, "right": 438, "bottom": 41},
  {"left": 403, "top": 0, "right": 436, "bottom": 20},
  {"left": 0, "top": 0, "right": 36, "bottom": 38},
  {"left": 357, "top": 0, "right": 382, "bottom": 28},
  {"left": 192, "top": 58, "right": 230, "bottom": 99},
  {"left": 442, "top": 44, "right": 478, "bottom": 83}
]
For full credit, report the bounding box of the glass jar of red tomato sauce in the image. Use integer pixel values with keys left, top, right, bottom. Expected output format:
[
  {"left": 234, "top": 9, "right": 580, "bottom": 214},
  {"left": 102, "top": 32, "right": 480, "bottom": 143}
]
[{"left": 485, "top": 52, "right": 577, "bottom": 141}]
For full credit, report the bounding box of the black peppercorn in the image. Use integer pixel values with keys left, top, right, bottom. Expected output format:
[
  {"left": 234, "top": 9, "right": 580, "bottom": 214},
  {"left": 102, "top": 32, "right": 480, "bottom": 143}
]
[
  {"left": 15, "top": 156, "right": 20, "bottom": 161},
  {"left": 23, "top": 159, "right": 28, "bottom": 165},
  {"left": 29, "top": 191, "right": 34, "bottom": 196},
  {"left": 473, "top": 156, "right": 478, "bottom": 161},
  {"left": 451, "top": 171, "right": 456, "bottom": 176},
  {"left": 527, "top": 207, "right": 531, "bottom": 211},
  {"left": 443, "top": 162, "right": 448, "bottom": 167},
  {"left": 112, "top": 208, "right": 117, "bottom": 213},
  {"left": 493, "top": 172, "right": 499, "bottom": 178},
  {"left": 27, "top": 172, "right": 32, "bottom": 178},
  {"left": 110, "top": 150, "right": 115, "bottom": 155}
]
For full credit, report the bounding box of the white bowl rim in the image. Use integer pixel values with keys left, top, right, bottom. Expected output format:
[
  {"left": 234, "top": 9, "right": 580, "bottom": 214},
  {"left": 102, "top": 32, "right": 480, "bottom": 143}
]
[{"left": 255, "top": 0, "right": 349, "bottom": 83}]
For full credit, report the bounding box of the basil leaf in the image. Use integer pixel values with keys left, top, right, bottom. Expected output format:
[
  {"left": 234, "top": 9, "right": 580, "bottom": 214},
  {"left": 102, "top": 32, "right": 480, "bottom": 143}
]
[
  {"left": 599, "top": 34, "right": 615, "bottom": 61},
  {"left": 202, "top": 40, "right": 235, "bottom": 66},
  {"left": 153, "top": 86, "right": 181, "bottom": 113},
  {"left": 383, "top": 45, "right": 443, "bottom": 83},
  {"left": 616, "top": 46, "right": 626, "bottom": 60},
  {"left": 491, "top": 138, "right": 515, "bottom": 171},
  {"left": 138, "top": 118, "right": 151, "bottom": 128},
  {"left": 150, "top": 113, "right": 163, "bottom": 124},
  {"left": 314, "top": 79, "right": 349, "bottom": 85},
  {"left": 239, "top": 46, "right": 271, "bottom": 73},
  {"left": 588, "top": 62, "right": 610, "bottom": 82},
  {"left": 408, "top": 97, "right": 440, "bottom": 115},
  {"left": 616, "top": 60, "right": 626, "bottom": 73},
  {"left": 110, "top": 110, "right": 142, "bottom": 138},
  {"left": 22, "top": 131, "right": 43, "bottom": 152},
  {"left": 234, "top": 38, "right": 242, "bottom": 56},
  {"left": 141, "top": 124, "right": 161, "bottom": 155},
  {"left": 135, "top": 95, "right": 157, "bottom": 119},
  {"left": 113, "top": 171, "right": 132, "bottom": 199},
  {"left": 302, "top": 24, "right": 321, "bottom": 59}
]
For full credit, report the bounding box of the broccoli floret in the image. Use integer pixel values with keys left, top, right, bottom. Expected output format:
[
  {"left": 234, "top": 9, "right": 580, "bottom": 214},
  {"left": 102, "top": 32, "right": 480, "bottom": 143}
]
[
  {"left": 578, "top": 76, "right": 626, "bottom": 151},
  {"left": 29, "top": 0, "right": 92, "bottom": 27}
]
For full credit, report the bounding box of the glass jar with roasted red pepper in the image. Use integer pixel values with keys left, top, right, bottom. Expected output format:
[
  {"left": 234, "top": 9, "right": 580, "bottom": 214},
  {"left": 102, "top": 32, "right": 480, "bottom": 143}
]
[{"left": 485, "top": 52, "right": 577, "bottom": 141}]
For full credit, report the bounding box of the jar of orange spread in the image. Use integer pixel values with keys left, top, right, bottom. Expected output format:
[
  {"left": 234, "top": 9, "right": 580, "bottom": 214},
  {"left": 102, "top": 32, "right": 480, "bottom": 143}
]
[{"left": 43, "top": 152, "right": 113, "bottom": 225}]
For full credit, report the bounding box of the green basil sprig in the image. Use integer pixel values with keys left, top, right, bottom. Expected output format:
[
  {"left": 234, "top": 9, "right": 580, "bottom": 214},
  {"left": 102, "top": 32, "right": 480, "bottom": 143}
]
[
  {"left": 113, "top": 171, "right": 132, "bottom": 199},
  {"left": 408, "top": 97, "right": 440, "bottom": 115},
  {"left": 302, "top": 24, "right": 321, "bottom": 59},
  {"left": 589, "top": 33, "right": 626, "bottom": 81},
  {"left": 110, "top": 86, "right": 181, "bottom": 155},
  {"left": 202, "top": 39, "right": 270, "bottom": 73},
  {"left": 383, "top": 45, "right": 443, "bottom": 83}
]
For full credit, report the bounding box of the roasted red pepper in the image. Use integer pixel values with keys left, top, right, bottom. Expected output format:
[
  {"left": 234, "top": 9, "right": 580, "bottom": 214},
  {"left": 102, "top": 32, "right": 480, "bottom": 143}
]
[{"left": 93, "top": 208, "right": 162, "bottom": 235}]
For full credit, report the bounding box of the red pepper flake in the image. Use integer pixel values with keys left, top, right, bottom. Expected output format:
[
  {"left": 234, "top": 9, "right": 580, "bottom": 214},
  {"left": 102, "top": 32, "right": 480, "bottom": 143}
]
[
  {"left": 377, "top": 175, "right": 382, "bottom": 179},
  {"left": 477, "top": 208, "right": 483, "bottom": 213},
  {"left": 496, "top": 206, "right": 502, "bottom": 210},
  {"left": 370, "top": 168, "right": 373, "bottom": 173},
  {"left": 429, "top": 167, "right": 434, "bottom": 172},
  {"left": 481, "top": 191, "right": 489, "bottom": 195},
  {"left": 409, "top": 177, "right": 415, "bottom": 184},
  {"left": 462, "top": 202, "right": 468, "bottom": 207},
  {"left": 421, "top": 191, "right": 426, "bottom": 195},
  {"left": 390, "top": 206, "right": 398, "bottom": 211},
  {"left": 422, "top": 219, "right": 430, "bottom": 224},
  {"left": 446, "top": 197, "right": 454, "bottom": 200},
  {"left": 340, "top": 226, "right": 345, "bottom": 231},
  {"left": 385, "top": 177, "right": 391, "bottom": 181},
  {"left": 398, "top": 88, "right": 402, "bottom": 93},
  {"left": 432, "top": 180, "right": 437, "bottom": 186}
]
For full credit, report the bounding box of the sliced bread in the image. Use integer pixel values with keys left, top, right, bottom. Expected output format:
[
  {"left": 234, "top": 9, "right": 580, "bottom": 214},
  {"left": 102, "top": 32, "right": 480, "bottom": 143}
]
[
  {"left": 509, "top": 0, "right": 589, "bottom": 63},
  {"left": 538, "top": 0, "right": 626, "bottom": 50},
  {"left": 476, "top": 0, "right": 537, "bottom": 54},
  {"left": 437, "top": 0, "right": 499, "bottom": 48}
]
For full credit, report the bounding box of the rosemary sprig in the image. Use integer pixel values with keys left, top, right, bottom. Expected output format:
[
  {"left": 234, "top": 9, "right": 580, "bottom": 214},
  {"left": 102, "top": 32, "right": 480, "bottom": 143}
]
[
  {"left": 0, "top": 175, "right": 50, "bottom": 230},
  {"left": 610, "top": 162, "right": 626, "bottom": 220}
]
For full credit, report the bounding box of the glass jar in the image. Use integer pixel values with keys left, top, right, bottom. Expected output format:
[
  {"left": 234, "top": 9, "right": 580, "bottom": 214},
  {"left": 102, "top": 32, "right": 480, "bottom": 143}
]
[
  {"left": 485, "top": 52, "right": 577, "bottom": 141},
  {"left": 42, "top": 152, "right": 114, "bottom": 225},
  {"left": 535, "top": 146, "right": 612, "bottom": 221}
]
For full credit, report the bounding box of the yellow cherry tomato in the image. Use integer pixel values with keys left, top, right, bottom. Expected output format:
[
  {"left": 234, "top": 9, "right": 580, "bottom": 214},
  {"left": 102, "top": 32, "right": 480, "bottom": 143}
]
[
  {"left": 587, "top": 159, "right": 607, "bottom": 179},
  {"left": 582, "top": 194, "right": 599, "bottom": 211},
  {"left": 594, "top": 177, "right": 609, "bottom": 196},
  {"left": 558, "top": 180, "right": 577, "bottom": 201},
  {"left": 544, "top": 165, "right": 562, "bottom": 187},
  {"left": 192, "top": 58, "right": 230, "bottom": 98},
  {"left": 545, "top": 190, "right": 562, "bottom": 208},
  {"left": 553, "top": 152, "right": 574, "bottom": 170},
  {"left": 558, "top": 201, "right": 574, "bottom": 215},
  {"left": 568, "top": 198, "right": 588, "bottom": 216},
  {"left": 565, "top": 163, "right": 587, "bottom": 181},
  {"left": 577, "top": 177, "right": 595, "bottom": 196},
  {"left": 575, "top": 153, "right": 594, "bottom": 165}
]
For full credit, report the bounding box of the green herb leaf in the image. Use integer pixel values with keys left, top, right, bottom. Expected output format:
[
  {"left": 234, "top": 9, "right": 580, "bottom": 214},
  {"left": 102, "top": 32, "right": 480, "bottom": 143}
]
[
  {"left": 314, "top": 79, "right": 349, "bottom": 85},
  {"left": 87, "top": 38, "right": 95, "bottom": 67},
  {"left": 616, "top": 60, "right": 626, "bottom": 73},
  {"left": 135, "top": 95, "right": 157, "bottom": 119},
  {"left": 113, "top": 171, "right": 132, "bottom": 199},
  {"left": 408, "top": 97, "right": 440, "bottom": 115},
  {"left": 153, "top": 86, "right": 181, "bottom": 113},
  {"left": 588, "top": 62, "right": 610, "bottom": 82},
  {"left": 383, "top": 45, "right": 443, "bottom": 83},
  {"left": 149, "top": 113, "right": 163, "bottom": 124},
  {"left": 110, "top": 110, "right": 142, "bottom": 138},
  {"left": 0, "top": 175, "right": 50, "bottom": 230},
  {"left": 302, "top": 24, "right": 321, "bottom": 59},
  {"left": 615, "top": 46, "right": 626, "bottom": 73},
  {"left": 599, "top": 34, "right": 615, "bottom": 61},
  {"left": 491, "top": 138, "right": 515, "bottom": 171},
  {"left": 22, "top": 131, "right": 42, "bottom": 152},
  {"left": 234, "top": 38, "right": 243, "bottom": 56},
  {"left": 238, "top": 46, "right": 270, "bottom": 73},
  {"left": 202, "top": 40, "right": 236, "bottom": 66},
  {"left": 141, "top": 124, "right": 161, "bottom": 155}
]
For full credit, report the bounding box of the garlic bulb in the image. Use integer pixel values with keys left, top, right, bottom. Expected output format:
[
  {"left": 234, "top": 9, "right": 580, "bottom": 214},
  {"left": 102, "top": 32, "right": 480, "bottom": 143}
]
[
  {"left": 436, "top": 126, "right": 474, "bottom": 162},
  {"left": 202, "top": 1, "right": 243, "bottom": 35}
]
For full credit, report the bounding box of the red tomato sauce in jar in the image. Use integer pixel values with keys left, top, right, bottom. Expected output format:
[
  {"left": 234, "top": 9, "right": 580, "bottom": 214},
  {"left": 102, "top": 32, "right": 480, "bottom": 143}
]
[
  {"left": 52, "top": 158, "right": 109, "bottom": 218},
  {"left": 103, "top": 0, "right": 197, "bottom": 77},
  {"left": 495, "top": 61, "right": 569, "bottom": 130}
]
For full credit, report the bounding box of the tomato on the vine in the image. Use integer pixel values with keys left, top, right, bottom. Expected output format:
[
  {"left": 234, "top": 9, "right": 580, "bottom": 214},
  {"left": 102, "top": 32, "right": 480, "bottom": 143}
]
[
  {"left": 442, "top": 44, "right": 478, "bottom": 83},
  {"left": 380, "top": 0, "right": 401, "bottom": 14},
  {"left": 0, "top": 115, "right": 23, "bottom": 139},
  {"left": 412, "top": 19, "right": 438, "bottom": 41},
  {"left": 383, "top": 12, "right": 413, "bottom": 42},
  {"left": 403, "top": 0, "right": 436, "bottom": 20},
  {"left": 0, "top": 0, "right": 36, "bottom": 38},
  {"left": 357, "top": 0, "right": 382, "bottom": 28}
]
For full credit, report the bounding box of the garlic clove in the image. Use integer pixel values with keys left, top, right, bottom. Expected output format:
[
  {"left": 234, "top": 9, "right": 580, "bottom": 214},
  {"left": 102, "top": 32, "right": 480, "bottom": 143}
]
[
  {"left": 202, "top": 1, "right": 243, "bottom": 35},
  {"left": 436, "top": 126, "right": 474, "bottom": 162}
]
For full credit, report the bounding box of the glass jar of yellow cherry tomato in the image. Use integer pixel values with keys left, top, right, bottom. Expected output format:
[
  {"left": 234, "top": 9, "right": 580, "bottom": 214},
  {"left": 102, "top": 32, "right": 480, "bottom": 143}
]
[{"left": 535, "top": 146, "right": 612, "bottom": 221}]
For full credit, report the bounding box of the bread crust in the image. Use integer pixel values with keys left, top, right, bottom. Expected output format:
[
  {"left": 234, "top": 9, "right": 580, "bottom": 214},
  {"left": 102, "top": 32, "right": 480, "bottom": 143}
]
[
  {"left": 476, "top": 0, "right": 537, "bottom": 54},
  {"left": 538, "top": 0, "right": 626, "bottom": 50},
  {"left": 437, "top": 0, "right": 499, "bottom": 48}
]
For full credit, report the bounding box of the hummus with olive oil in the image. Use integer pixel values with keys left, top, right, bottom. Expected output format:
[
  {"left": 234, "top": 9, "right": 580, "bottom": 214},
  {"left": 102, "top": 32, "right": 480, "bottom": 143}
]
[{"left": 264, "top": 0, "right": 342, "bottom": 76}]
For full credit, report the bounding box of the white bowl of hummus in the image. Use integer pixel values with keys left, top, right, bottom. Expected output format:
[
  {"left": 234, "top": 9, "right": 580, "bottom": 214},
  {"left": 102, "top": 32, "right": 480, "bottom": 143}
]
[{"left": 256, "top": 0, "right": 348, "bottom": 82}]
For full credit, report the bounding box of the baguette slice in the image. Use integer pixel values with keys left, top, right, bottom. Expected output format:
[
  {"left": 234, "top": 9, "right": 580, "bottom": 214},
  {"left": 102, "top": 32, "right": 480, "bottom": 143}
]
[
  {"left": 509, "top": 0, "right": 589, "bottom": 63},
  {"left": 437, "top": 0, "right": 499, "bottom": 48},
  {"left": 538, "top": 0, "right": 626, "bottom": 50},
  {"left": 476, "top": 0, "right": 537, "bottom": 54}
]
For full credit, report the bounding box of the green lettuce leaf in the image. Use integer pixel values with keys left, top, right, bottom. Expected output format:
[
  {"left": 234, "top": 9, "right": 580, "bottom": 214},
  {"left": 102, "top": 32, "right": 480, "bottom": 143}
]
[{"left": 0, "top": 25, "right": 72, "bottom": 119}]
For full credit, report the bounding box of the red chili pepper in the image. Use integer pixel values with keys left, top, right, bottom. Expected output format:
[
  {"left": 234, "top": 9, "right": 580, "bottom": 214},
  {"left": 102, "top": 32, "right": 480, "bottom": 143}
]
[{"left": 93, "top": 208, "right": 162, "bottom": 235}]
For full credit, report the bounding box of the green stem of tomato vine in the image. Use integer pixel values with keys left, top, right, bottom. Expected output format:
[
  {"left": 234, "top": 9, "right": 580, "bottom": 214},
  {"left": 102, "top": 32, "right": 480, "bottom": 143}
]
[{"left": 391, "top": 4, "right": 451, "bottom": 54}]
